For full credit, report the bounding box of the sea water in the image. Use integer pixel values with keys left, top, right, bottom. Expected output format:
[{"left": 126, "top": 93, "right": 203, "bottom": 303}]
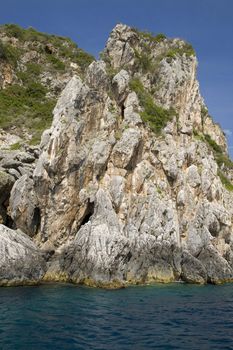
[{"left": 0, "top": 283, "right": 233, "bottom": 349}]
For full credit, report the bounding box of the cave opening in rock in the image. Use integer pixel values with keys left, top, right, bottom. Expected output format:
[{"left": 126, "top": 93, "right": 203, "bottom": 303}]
[
  {"left": 5, "top": 215, "right": 14, "bottom": 229},
  {"left": 80, "top": 201, "right": 94, "bottom": 227},
  {"left": 1, "top": 198, "right": 14, "bottom": 229},
  {"left": 121, "top": 104, "right": 125, "bottom": 119},
  {"left": 32, "top": 207, "right": 41, "bottom": 234}
]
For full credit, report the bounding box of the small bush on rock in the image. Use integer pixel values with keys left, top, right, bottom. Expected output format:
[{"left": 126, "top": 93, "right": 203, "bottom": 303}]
[
  {"left": 218, "top": 170, "right": 233, "bottom": 191},
  {"left": 129, "top": 78, "right": 175, "bottom": 135}
]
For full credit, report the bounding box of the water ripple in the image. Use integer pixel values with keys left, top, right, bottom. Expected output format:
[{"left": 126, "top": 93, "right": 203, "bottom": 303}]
[{"left": 0, "top": 283, "right": 233, "bottom": 349}]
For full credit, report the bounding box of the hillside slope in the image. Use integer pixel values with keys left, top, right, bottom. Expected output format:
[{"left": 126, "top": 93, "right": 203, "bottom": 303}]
[{"left": 0, "top": 23, "right": 94, "bottom": 145}]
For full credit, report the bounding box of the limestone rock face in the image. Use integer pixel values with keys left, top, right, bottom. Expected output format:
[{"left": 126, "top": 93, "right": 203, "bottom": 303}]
[
  {"left": 0, "top": 224, "right": 46, "bottom": 286},
  {"left": 7, "top": 24, "right": 233, "bottom": 287},
  {"left": 0, "top": 142, "right": 39, "bottom": 226},
  {"left": 44, "top": 188, "right": 181, "bottom": 285}
]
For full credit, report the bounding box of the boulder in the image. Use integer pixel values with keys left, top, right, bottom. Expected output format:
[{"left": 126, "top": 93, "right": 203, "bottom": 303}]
[{"left": 0, "top": 224, "right": 46, "bottom": 286}]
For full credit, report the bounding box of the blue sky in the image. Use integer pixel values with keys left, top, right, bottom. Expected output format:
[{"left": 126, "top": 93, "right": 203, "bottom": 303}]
[{"left": 1, "top": 0, "right": 233, "bottom": 156}]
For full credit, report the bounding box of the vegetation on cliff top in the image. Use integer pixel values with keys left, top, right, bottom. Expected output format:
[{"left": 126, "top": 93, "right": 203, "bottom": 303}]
[
  {"left": 133, "top": 28, "right": 167, "bottom": 43},
  {"left": 0, "top": 83, "right": 56, "bottom": 144},
  {"left": 131, "top": 28, "right": 195, "bottom": 76},
  {"left": 1, "top": 24, "right": 94, "bottom": 70},
  {"left": 0, "top": 24, "right": 95, "bottom": 143},
  {"left": 135, "top": 31, "right": 195, "bottom": 59}
]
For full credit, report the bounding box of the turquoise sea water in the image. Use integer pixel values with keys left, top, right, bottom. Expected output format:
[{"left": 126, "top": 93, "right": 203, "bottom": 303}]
[{"left": 0, "top": 283, "right": 233, "bottom": 349}]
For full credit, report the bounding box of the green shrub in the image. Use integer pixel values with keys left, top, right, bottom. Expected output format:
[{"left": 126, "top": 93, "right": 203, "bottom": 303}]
[
  {"left": 201, "top": 133, "right": 233, "bottom": 169},
  {"left": 218, "top": 170, "right": 233, "bottom": 191},
  {"left": 204, "top": 134, "right": 223, "bottom": 154},
  {"left": 0, "top": 24, "right": 94, "bottom": 144},
  {"left": 47, "top": 54, "right": 66, "bottom": 71},
  {"left": 99, "top": 51, "right": 111, "bottom": 65},
  {"left": 115, "top": 130, "right": 122, "bottom": 140},
  {"left": 10, "top": 142, "right": 22, "bottom": 150},
  {"left": 133, "top": 41, "right": 194, "bottom": 73},
  {"left": 26, "top": 63, "right": 42, "bottom": 76},
  {"left": 26, "top": 81, "right": 47, "bottom": 99},
  {"left": 154, "top": 33, "right": 166, "bottom": 42},
  {"left": 58, "top": 44, "right": 94, "bottom": 70},
  {"left": 134, "top": 49, "right": 152, "bottom": 73},
  {"left": 194, "top": 131, "right": 233, "bottom": 171},
  {"left": 195, "top": 131, "right": 233, "bottom": 189},
  {"left": 17, "top": 63, "right": 42, "bottom": 83},
  {"left": 0, "top": 42, "right": 20, "bottom": 67},
  {"left": 193, "top": 130, "right": 205, "bottom": 142},
  {"left": 134, "top": 47, "right": 163, "bottom": 75},
  {"left": 1, "top": 23, "right": 94, "bottom": 72},
  {"left": 74, "top": 49, "right": 95, "bottom": 70},
  {"left": 201, "top": 106, "right": 208, "bottom": 119},
  {"left": 215, "top": 153, "right": 233, "bottom": 169},
  {"left": 133, "top": 28, "right": 166, "bottom": 43},
  {"left": 165, "top": 44, "right": 195, "bottom": 60},
  {"left": 1, "top": 24, "right": 50, "bottom": 43},
  {"left": 165, "top": 49, "right": 177, "bottom": 59},
  {"left": 22, "top": 27, "right": 50, "bottom": 43},
  {"left": 129, "top": 78, "right": 175, "bottom": 134},
  {"left": 0, "top": 83, "right": 55, "bottom": 141},
  {"left": 3, "top": 24, "right": 25, "bottom": 39}
]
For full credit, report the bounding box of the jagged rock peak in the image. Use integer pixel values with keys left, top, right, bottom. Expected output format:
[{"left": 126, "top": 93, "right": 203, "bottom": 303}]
[{"left": 101, "top": 24, "right": 227, "bottom": 150}]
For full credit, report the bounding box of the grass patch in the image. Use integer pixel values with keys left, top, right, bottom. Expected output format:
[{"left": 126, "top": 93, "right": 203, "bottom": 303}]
[{"left": 129, "top": 78, "right": 175, "bottom": 135}]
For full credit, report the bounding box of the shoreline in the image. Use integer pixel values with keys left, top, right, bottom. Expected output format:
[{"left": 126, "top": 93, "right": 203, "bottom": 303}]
[{"left": 0, "top": 278, "right": 231, "bottom": 289}]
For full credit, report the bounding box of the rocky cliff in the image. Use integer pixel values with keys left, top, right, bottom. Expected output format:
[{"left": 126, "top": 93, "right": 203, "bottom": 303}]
[
  {"left": 0, "top": 23, "right": 94, "bottom": 227},
  {"left": 1, "top": 24, "right": 233, "bottom": 287}
]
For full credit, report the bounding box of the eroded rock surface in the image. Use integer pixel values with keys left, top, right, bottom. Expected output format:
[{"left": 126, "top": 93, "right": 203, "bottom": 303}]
[
  {"left": 0, "top": 141, "right": 39, "bottom": 226},
  {"left": 0, "top": 224, "right": 46, "bottom": 286},
  {"left": 4, "top": 24, "right": 233, "bottom": 287}
]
